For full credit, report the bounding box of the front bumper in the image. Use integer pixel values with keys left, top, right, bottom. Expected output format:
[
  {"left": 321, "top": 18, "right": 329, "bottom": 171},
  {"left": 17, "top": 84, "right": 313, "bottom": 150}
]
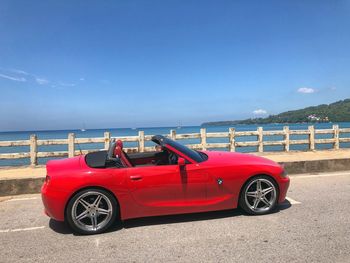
[{"left": 278, "top": 177, "right": 290, "bottom": 203}]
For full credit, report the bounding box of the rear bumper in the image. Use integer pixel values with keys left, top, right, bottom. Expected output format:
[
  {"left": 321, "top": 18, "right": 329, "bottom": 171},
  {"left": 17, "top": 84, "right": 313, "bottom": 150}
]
[
  {"left": 278, "top": 177, "right": 290, "bottom": 203},
  {"left": 41, "top": 182, "right": 68, "bottom": 221}
]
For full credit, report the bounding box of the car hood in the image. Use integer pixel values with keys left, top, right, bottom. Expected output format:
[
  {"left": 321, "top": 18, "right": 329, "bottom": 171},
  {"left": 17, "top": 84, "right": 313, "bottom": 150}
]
[{"left": 202, "top": 151, "right": 281, "bottom": 167}]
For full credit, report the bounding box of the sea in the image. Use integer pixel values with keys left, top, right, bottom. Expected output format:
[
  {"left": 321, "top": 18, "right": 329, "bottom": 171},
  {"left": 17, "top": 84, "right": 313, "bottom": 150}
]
[{"left": 1, "top": 122, "right": 350, "bottom": 167}]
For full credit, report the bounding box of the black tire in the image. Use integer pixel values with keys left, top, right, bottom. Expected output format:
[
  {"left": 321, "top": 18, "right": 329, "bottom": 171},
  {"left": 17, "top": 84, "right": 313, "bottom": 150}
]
[
  {"left": 239, "top": 175, "right": 279, "bottom": 215},
  {"left": 66, "top": 188, "right": 118, "bottom": 235}
]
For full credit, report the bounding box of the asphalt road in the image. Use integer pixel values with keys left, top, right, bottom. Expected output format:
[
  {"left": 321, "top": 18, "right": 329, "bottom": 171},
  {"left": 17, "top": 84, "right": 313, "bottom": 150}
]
[{"left": 1, "top": 171, "right": 350, "bottom": 263}]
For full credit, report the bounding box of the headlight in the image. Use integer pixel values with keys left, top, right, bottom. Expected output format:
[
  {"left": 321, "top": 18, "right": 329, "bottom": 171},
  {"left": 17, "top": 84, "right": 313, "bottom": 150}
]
[
  {"left": 279, "top": 163, "right": 288, "bottom": 177},
  {"left": 280, "top": 169, "right": 288, "bottom": 178}
]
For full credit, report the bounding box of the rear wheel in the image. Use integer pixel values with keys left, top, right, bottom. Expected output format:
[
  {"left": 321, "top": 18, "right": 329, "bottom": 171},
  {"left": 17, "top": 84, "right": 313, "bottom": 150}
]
[
  {"left": 239, "top": 175, "right": 278, "bottom": 215},
  {"left": 66, "top": 188, "right": 118, "bottom": 235}
]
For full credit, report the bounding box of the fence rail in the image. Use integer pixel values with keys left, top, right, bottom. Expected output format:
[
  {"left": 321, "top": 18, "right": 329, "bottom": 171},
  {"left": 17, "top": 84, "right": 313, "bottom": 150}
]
[{"left": 1, "top": 125, "right": 350, "bottom": 166}]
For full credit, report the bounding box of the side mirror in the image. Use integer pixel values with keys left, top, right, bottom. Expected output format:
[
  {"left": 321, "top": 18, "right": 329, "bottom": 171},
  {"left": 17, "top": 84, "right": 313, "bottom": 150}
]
[{"left": 178, "top": 157, "right": 186, "bottom": 166}]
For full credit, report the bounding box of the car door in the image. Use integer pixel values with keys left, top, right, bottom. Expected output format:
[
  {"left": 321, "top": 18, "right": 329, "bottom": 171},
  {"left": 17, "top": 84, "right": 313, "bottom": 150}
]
[{"left": 126, "top": 163, "right": 208, "bottom": 217}]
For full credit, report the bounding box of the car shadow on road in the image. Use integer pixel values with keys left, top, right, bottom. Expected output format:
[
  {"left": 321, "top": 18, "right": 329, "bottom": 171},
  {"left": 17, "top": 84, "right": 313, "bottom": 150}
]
[
  {"left": 278, "top": 199, "right": 292, "bottom": 210},
  {"left": 49, "top": 219, "right": 73, "bottom": 234},
  {"left": 122, "top": 200, "right": 292, "bottom": 230},
  {"left": 49, "top": 200, "right": 292, "bottom": 235},
  {"left": 123, "top": 208, "right": 245, "bottom": 229}
]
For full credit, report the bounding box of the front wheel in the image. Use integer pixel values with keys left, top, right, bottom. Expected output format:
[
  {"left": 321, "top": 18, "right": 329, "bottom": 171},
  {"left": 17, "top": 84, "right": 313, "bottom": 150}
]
[
  {"left": 66, "top": 188, "right": 118, "bottom": 235},
  {"left": 239, "top": 175, "right": 279, "bottom": 215}
]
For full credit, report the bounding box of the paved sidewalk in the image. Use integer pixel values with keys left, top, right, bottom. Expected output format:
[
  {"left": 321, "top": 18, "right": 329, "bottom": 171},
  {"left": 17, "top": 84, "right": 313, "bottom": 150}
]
[
  {"left": 257, "top": 148, "right": 350, "bottom": 162},
  {"left": 0, "top": 166, "right": 46, "bottom": 180}
]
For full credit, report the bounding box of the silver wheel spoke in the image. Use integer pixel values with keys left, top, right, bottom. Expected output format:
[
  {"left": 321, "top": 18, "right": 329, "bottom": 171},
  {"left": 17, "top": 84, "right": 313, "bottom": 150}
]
[
  {"left": 262, "top": 187, "right": 273, "bottom": 195},
  {"left": 75, "top": 210, "right": 88, "bottom": 221},
  {"left": 246, "top": 191, "right": 257, "bottom": 197},
  {"left": 91, "top": 215, "right": 98, "bottom": 230},
  {"left": 79, "top": 199, "right": 90, "bottom": 209},
  {"left": 260, "top": 196, "right": 271, "bottom": 206},
  {"left": 253, "top": 198, "right": 260, "bottom": 209},
  {"left": 97, "top": 208, "right": 110, "bottom": 215},
  {"left": 93, "top": 195, "right": 103, "bottom": 207},
  {"left": 256, "top": 180, "right": 262, "bottom": 191}
]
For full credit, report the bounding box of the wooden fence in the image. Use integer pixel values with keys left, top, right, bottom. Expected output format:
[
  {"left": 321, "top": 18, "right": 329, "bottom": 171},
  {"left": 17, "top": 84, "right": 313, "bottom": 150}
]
[{"left": 0, "top": 125, "right": 350, "bottom": 166}]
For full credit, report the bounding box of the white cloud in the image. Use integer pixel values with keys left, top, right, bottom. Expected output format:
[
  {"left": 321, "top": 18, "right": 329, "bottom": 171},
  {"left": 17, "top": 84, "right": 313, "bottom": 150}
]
[
  {"left": 1, "top": 67, "right": 81, "bottom": 88},
  {"left": 36, "top": 77, "right": 49, "bottom": 85},
  {"left": 330, "top": 86, "right": 336, "bottom": 91},
  {"left": 59, "top": 82, "right": 76, "bottom": 87},
  {"left": 9, "top": 69, "right": 30, "bottom": 75},
  {"left": 0, "top": 73, "right": 26, "bottom": 82},
  {"left": 253, "top": 109, "right": 267, "bottom": 115},
  {"left": 297, "top": 87, "right": 315, "bottom": 94}
]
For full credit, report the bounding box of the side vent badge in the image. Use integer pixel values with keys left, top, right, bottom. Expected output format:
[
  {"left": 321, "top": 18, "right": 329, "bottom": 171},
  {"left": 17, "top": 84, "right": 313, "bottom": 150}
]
[{"left": 217, "top": 178, "right": 223, "bottom": 185}]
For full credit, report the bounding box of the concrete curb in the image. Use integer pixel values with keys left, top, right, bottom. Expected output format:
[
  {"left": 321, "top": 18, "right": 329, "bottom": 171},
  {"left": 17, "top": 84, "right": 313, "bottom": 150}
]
[
  {"left": 280, "top": 158, "right": 350, "bottom": 175},
  {"left": 0, "top": 177, "right": 45, "bottom": 197},
  {"left": 1, "top": 158, "right": 350, "bottom": 197}
]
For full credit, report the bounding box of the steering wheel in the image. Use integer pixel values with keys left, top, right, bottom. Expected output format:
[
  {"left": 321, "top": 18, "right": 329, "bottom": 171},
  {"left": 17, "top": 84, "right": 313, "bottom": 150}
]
[{"left": 168, "top": 152, "right": 178, "bottom": 165}]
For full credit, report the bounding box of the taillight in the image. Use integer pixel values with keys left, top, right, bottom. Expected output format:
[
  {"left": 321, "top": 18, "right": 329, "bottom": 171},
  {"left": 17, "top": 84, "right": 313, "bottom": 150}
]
[{"left": 45, "top": 175, "right": 51, "bottom": 184}]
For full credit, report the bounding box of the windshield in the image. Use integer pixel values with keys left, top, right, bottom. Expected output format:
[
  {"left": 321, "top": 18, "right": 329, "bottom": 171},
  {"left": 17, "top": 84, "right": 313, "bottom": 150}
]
[
  {"left": 166, "top": 139, "right": 205, "bottom": 163},
  {"left": 152, "top": 135, "right": 206, "bottom": 163}
]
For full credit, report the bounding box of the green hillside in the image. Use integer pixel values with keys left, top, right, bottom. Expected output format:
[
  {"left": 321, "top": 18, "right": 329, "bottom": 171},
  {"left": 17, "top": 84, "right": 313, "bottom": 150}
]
[{"left": 202, "top": 99, "right": 350, "bottom": 126}]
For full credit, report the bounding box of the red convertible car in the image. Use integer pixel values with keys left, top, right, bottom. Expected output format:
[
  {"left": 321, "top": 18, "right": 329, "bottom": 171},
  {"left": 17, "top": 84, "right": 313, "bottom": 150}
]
[{"left": 41, "top": 135, "right": 290, "bottom": 234}]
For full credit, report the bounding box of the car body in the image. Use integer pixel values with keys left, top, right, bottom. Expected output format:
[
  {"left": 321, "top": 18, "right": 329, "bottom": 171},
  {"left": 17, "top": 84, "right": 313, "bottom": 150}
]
[{"left": 41, "top": 135, "right": 290, "bottom": 234}]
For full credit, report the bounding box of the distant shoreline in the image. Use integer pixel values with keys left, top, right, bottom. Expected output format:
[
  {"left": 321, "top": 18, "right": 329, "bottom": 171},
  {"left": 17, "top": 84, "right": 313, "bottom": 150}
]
[
  {"left": 202, "top": 98, "right": 350, "bottom": 126},
  {"left": 201, "top": 121, "right": 334, "bottom": 127}
]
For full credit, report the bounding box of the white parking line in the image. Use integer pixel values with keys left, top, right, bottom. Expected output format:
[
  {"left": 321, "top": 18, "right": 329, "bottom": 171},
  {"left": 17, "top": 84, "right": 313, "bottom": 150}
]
[
  {"left": 286, "top": 197, "right": 301, "bottom": 204},
  {"left": 0, "top": 226, "right": 45, "bottom": 233},
  {"left": 5, "top": 197, "right": 39, "bottom": 202}
]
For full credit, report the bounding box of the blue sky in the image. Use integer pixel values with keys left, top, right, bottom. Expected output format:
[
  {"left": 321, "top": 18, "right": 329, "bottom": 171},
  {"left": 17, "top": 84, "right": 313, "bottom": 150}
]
[{"left": 0, "top": 0, "right": 349, "bottom": 131}]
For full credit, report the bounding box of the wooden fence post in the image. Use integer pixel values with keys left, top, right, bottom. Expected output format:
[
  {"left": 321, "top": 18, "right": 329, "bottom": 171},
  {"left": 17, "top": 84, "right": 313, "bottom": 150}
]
[
  {"left": 308, "top": 125, "right": 315, "bottom": 151},
  {"left": 170, "top": 130, "right": 176, "bottom": 140},
  {"left": 283, "top": 126, "right": 290, "bottom": 152},
  {"left": 257, "top": 127, "right": 263, "bottom": 153},
  {"left": 68, "top": 133, "right": 75, "bottom": 157},
  {"left": 104, "top": 132, "right": 111, "bottom": 150},
  {"left": 229, "top": 127, "right": 235, "bottom": 152},
  {"left": 333, "top": 124, "right": 340, "bottom": 150},
  {"left": 138, "top": 130, "right": 145, "bottom": 152},
  {"left": 200, "top": 128, "right": 207, "bottom": 150},
  {"left": 30, "top": 134, "right": 38, "bottom": 166}
]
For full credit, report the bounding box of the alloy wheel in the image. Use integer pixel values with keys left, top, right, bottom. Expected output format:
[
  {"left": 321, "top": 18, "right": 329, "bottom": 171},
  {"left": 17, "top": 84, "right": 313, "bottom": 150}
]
[
  {"left": 71, "top": 191, "right": 113, "bottom": 232},
  {"left": 244, "top": 178, "right": 277, "bottom": 213}
]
